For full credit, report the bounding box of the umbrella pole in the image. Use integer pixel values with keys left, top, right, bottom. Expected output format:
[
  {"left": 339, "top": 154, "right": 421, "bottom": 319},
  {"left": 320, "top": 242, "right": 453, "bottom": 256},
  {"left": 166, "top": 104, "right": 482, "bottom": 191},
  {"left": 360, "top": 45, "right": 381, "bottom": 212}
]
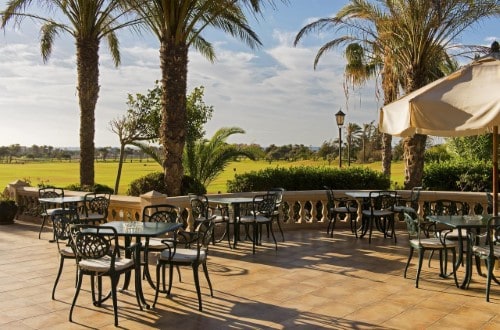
[{"left": 494, "top": 126, "right": 498, "bottom": 215}]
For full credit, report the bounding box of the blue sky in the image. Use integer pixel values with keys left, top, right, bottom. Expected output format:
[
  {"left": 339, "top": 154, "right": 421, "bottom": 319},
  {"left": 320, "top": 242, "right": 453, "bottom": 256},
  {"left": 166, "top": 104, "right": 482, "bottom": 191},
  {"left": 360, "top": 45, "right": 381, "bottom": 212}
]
[{"left": 0, "top": 1, "right": 498, "bottom": 148}]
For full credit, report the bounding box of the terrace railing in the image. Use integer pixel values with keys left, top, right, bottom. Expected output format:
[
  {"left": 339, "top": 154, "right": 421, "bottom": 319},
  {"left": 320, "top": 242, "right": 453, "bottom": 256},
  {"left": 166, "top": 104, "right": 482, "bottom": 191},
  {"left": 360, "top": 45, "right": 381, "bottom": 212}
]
[{"left": 6, "top": 180, "right": 491, "bottom": 232}]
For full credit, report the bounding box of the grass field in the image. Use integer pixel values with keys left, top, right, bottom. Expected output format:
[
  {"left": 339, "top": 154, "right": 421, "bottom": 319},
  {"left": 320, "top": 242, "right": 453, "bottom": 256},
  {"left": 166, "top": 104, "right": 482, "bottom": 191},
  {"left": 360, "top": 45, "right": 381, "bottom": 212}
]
[{"left": 0, "top": 159, "right": 405, "bottom": 194}]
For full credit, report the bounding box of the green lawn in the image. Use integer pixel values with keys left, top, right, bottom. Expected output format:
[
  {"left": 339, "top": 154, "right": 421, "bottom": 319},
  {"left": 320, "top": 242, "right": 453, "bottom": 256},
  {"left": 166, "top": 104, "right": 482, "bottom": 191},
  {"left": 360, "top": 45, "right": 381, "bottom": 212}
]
[{"left": 0, "top": 159, "right": 405, "bottom": 194}]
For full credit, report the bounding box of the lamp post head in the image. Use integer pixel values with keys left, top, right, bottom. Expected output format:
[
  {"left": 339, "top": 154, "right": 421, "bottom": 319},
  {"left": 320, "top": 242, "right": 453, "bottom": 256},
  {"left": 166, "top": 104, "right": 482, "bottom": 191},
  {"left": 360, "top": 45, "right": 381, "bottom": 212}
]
[{"left": 335, "top": 109, "right": 346, "bottom": 127}]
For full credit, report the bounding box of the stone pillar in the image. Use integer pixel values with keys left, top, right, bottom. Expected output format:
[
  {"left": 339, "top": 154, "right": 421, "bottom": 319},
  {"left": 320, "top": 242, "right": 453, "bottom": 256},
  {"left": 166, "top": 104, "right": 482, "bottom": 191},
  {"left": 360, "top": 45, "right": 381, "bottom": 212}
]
[
  {"left": 6, "top": 180, "right": 31, "bottom": 203},
  {"left": 140, "top": 190, "right": 168, "bottom": 219}
]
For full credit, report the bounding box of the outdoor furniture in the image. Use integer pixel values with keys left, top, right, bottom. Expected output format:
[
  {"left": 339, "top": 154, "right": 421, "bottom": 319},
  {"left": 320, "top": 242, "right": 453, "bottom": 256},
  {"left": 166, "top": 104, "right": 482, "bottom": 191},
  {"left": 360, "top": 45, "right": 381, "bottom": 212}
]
[
  {"left": 153, "top": 219, "right": 215, "bottom": 311},
  {"left": 190, "top": 194, "right": 229, "bottom": 245},
  {"left": 79, "top": 192, "right": 110, "bottom": 225},
  {"left": 324, "top": 186, "right": 358, "bottom": 237},
  {"left": 239, "top": 193, "right": 278, "bottom": 254},
  {"left": 38, "top": 187, "right": 65, "bottom": 240},
  {"left": 394, "top": 186, "right": 422, "bottom": 218},
  {"left": 141, "top": 204, "right": 182, "bottom": 289},
  {"left": 267, "top": 188, "right": 286, "bottom": 242},
  {"left": 425, "top": 199, "right": 469, "bottom": 266},
  {"left": 472, "top": 216, "right": 500, "bottom": 301},
  {"left": 50, "top": 208, "right": 80, "bottom": 300},
  {"left": 428, "top": 214, "right": 490, "bottom": 289},
  {"left": 206, "top": 196, "right": 257, "bottom": 249},
  {"left": 69, "top": 224, "right": 141, "bottom": 327},
  {"left": 403, "top": 212, "right": 459, "bottom": 288},
  {"left": 361, "top": 191, "right": 398, "bottom": 244}
]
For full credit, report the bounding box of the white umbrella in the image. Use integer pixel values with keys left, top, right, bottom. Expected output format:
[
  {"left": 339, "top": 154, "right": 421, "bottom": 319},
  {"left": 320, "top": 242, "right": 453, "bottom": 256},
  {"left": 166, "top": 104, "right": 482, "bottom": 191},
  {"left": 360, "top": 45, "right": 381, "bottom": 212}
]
[{"left": 379, "top": 54, "right": 500, "bottom": 213}]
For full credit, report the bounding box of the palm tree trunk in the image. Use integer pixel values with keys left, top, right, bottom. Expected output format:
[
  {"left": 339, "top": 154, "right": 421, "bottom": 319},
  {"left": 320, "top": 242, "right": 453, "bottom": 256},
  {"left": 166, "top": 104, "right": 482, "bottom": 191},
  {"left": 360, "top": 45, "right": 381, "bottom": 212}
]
[
  {"left": 159, "top": 37, "right": 188, "bottom": 196},
  {"left": 114, "top": 143, "right": 126, "bottom": 194},
  {"left": 404, "top": 134, "right": 427, "bottom": 189},
  {"left": 76, "top": 38, "right": 99, "bottom": 187},
  {"left": 382, "top": 133, "right": 392, "bottom": 177}
]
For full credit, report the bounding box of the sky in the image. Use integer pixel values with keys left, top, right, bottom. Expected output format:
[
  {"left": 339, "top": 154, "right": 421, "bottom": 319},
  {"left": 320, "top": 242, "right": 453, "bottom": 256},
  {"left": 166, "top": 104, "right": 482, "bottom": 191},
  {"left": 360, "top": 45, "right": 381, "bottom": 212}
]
[{"left": 0, "top": 1, "right": 498, "bottom": 149}]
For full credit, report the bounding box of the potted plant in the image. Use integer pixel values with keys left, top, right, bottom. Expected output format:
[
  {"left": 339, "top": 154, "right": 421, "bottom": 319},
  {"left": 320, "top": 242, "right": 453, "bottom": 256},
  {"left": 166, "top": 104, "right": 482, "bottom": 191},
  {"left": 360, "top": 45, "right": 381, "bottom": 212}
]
[{"left": 0, "top": 192, "right": 18, "bottom": 225}]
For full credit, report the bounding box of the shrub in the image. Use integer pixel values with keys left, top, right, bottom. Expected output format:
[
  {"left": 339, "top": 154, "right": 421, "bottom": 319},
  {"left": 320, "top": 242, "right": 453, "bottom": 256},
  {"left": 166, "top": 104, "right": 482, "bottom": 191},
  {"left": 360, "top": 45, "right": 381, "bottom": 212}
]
[
  {"left": 126, "top": 172, "right": 206, "bottom": 196},
  {"left": 64, "top": 183, "right": 114, "bottom": 194},
  {"left": 423, "top": 160, "right": 491, "bottom": 191},
  {"left": 227, "top": 166, "right": 390, "bottom": 192}
]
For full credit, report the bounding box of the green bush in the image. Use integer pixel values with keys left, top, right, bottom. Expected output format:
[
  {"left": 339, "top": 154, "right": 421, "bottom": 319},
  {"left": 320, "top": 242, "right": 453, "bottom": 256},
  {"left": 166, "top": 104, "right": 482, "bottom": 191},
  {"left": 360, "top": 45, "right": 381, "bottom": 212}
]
[
  {"left": 126, "top": 172, "right": 206, "bottom": 196},
  {"left": 423, "top": 160, "right": 492, "bottom": 191},
  {"left": 64, "top": 183, "right": 114, "bottom": 194},
  {"left": 227, "top": 166, "right": 390, "bottom": 192}
]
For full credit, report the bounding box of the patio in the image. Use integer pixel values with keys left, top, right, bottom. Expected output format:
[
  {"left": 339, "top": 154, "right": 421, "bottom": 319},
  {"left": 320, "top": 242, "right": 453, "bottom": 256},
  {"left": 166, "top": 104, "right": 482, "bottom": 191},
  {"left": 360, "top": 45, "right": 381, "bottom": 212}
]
[{"left": 1, "top": 221, "right": 500, "bottom": 329}]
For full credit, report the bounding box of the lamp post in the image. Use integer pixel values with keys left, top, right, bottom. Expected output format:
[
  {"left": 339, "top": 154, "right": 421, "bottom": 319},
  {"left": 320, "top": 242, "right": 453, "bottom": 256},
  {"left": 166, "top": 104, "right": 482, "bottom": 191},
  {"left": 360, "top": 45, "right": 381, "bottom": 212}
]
[{"left": 335, "top": 109, "right": 346, "bottom": 168}]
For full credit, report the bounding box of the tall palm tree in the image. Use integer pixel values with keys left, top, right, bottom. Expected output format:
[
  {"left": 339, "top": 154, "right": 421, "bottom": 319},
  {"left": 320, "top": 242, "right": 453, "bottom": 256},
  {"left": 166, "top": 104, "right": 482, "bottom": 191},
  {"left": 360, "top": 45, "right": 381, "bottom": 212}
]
[
  {"left": 127, "top": 0, "right": 279, "bottom": 196},
  {"left": 293, "top": 1, "right": 398, "bottom": 178},
  {"left": 1, "top": 0, "right": 140, "bottom": 187},
  {"left": 295, "top": 0, "right": 498, "bottom": 188},
  {"left": 385, "top": 0, "right": 498, "bottom": 188},
  {"left": 184, "top": 127, "right": 256, "bottom": 187}
]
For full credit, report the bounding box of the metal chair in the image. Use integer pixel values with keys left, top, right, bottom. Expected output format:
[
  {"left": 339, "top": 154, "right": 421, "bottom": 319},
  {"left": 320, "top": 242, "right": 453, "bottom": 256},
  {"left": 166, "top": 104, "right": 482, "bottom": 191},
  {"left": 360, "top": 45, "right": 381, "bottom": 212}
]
[
  {"left": 141, "top": 204, "right": 181, "bottom": 289},
  {"left": 51, "top": 208, "right": 80, "bottom": 300},
  {"left": 472, "top": 216, "right": 500, "bottom": 301},
  {"left": 403, "top": 212, "right": 459, "bottom": 288},
  {"left": 69, "top": 224, "right": 140, "bottom": 327},
  {"left": 361, "top": 191, "right": 398, "bottom": 243},
  {"left": 79, "top": 193, "right": 110, "bottom": 225},
  {"left": 152, "top": 220, "right": 215, "bottom": 311},
  {"left": 324, "top": 186, "right": 358, "bottom": 237},
  {"left": 38, "top": 187, "right": 64, "bottom": 240},
  {"left": 394, "top": 186, "right": 422, "bottom": 218},
  {"left": 190, "top": 194, "right": 229, "bottom": 246},
  {"left": 239, "top": 193, "right": 278, "bottom": 254},
  {"left": 267, "top": 188, "right": 286, "bottom": 242}
]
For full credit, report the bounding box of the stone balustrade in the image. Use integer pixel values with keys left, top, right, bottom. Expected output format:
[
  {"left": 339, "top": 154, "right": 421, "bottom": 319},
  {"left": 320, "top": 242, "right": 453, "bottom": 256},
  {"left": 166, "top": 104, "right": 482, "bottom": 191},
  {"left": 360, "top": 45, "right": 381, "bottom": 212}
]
[{"left": 6, "top": 180, "right": 491, "bottom": 232}]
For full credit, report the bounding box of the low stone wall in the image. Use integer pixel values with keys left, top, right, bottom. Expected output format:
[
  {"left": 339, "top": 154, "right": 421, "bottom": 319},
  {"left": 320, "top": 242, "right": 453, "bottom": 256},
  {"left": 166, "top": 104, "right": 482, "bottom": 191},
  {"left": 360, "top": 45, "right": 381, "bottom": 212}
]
[{"left": 7, "top": 180, "right": 490, "bottom": 232}]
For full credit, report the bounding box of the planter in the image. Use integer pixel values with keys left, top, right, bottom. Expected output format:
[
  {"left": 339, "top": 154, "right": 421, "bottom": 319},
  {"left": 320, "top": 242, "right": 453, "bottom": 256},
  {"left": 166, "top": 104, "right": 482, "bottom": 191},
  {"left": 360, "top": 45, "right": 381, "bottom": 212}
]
[{"left": 0, "top": 201, "right": 18, "bottom": 225}]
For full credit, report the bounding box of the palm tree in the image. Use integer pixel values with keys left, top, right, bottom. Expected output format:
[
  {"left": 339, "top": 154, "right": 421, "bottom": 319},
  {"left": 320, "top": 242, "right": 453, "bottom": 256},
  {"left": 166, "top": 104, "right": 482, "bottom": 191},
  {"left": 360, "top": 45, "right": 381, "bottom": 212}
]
[
  {"left": 127, "top": 0, "right": 280, "bottom": 196},
  {"left": 184, "top": 127, "right": 257, "bottom": 187},
  {"left": 295, "top": 0, "right": 498, "bottom": 188},
  {"left": 1, "top": 0, "right": 140, "bottom": 187},
  {"left": 345, "top": 122, "right": 362, "bottom": 166},
  {"left": 293, "top": 1, "right": 398, "bottom": 178}
]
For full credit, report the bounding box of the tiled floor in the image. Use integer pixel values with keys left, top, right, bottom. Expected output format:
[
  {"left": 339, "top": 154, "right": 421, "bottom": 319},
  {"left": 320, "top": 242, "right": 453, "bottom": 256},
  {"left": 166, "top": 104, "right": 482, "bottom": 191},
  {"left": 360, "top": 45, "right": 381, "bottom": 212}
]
[{"left": 1, "top": 221, "right": 500, "bottom": 329}]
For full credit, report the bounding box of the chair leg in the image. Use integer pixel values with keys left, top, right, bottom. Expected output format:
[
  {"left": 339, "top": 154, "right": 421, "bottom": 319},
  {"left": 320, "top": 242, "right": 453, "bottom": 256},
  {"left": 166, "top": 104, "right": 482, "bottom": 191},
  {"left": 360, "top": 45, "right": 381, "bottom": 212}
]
[
  {"left": 486, "top": 258, "right": 494, "bottom": 302},
  {"left": 192, "top": 264, "right": 203, "bottom": 311},
  {"left": 404, "top": 246, "right": 414, "bottom": 278},
  {"left": 153, "top": 264, "right": 162, "bottom": 308},
  {"left": 252, "top": 223, "right": 257, "bottom": 254},
  {"left": 39, "top": 216, "right": 47, "bottom": 239},
  {"left": 451, "top": 249, "right": 459, "bottom": 288},
  {"left": 110, "top": 276, "right": 119, "bottom": 327},
  {"left": 416, "top": 248, "right": 424, "bottom": 288},
  {"left": 269, "top": 222, "right": 278, "bottom": 251},
  {"left": 275, "top": 216, "right": 285, "bottom": 242},
  {"left": 202, "top": 261, "right": 213, "bottom": 297},
  {"left": 69, "top": 272, "right": 83, "bottom": 322},
  {"left": 52, "top": 257, "right": 65, "bottom": 300}
]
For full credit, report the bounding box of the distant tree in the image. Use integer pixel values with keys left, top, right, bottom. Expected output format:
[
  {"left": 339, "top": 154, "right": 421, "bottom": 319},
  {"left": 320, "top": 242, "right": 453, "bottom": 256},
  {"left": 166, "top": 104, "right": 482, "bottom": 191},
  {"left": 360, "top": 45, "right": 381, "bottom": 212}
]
[{"left": 317, "top": 141, "right": 336, "bottom": 161}]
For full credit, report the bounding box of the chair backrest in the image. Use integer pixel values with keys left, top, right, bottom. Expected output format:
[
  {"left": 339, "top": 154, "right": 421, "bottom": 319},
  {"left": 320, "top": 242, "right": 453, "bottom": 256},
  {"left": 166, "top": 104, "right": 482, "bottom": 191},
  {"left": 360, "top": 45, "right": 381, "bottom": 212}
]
[
  {"left": 84, "top": 193, "right": 110, "bottom": 216},
  {"left": 409, "top": 187, "right": 422, "bottom": 210},
  {"left": 403, "top": 212, "right": 419, "bottom": 237},
  {"left": 486, "top": 189, "right": 493, "bottom": 214},
  {"left": 253, "top": 193, "right": 277, "bottom": 217},
  {"left": 142, "top": 204, "right": 179, "bottom": 223},
  {"left": 268, "top": 188, "right": 285, "bottom": 205},
  {"left": 424, "top": 199, "right": 468, "bottom": 217},
  {"left": 71, "top": 225, "right": 119, "bottom": 262},
  {"left": 486, "top": 216, "right": 500, "bottom": 256},
  {"left": 52, "top": 209, "right": 80, "bottom": 250},
  {"left": 39, "top": 187, "right": 64, "bottom": 198},
  {"left": 193, "top": 219, "right": 215, "bottom": 256},
  {"left": 368, "top": 191, "right": 397, "bottom": 211},
  {"left": 189, "top": 194, "right": 211, "bottom": 220},
  {"left": 324, "top": 186, "right": 334, "bottom": 209}
]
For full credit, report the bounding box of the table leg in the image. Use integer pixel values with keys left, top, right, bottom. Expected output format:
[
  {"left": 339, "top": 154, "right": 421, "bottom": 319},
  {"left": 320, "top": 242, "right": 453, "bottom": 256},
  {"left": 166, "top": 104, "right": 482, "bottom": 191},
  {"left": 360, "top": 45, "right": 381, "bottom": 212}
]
[{"left": 233, "top": 203, "right": 240, "bottom": 249}]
